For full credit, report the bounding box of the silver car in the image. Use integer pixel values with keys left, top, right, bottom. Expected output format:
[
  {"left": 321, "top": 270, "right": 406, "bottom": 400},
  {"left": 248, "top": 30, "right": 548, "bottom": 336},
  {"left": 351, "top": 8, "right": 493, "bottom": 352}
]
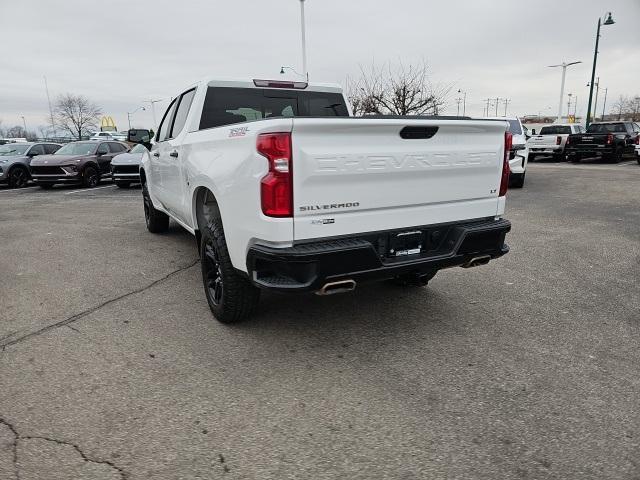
[
  {"left": 0, "top": 142, "right": 61, "bottom": 188},
  {"left": 110, "top": 143, "right": 147, "bottom": 188}
]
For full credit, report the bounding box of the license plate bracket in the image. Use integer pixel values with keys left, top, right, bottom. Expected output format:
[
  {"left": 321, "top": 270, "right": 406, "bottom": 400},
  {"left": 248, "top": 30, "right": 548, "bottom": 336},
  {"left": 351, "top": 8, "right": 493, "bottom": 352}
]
[{"left": 389, "top": 231, "right": 423, "bottom": 257}]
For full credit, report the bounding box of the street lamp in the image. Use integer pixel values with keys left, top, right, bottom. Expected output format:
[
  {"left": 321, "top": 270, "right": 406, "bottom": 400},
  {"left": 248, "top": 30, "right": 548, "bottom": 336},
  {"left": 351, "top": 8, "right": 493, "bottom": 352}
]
[
  {"left": 143, "top": 99, "right": 163, "bottom": 131},
  {"left": 127, "top": 106, "right": 145, "bottom": 130},
  {"left": 280, "top": 66, "right": 305, "bottom": 77},
  {"left": 21, "top": 116, "right": 27, "bottom": 136},
  {"left": 548, "top": 61, "right": 581, "bottom": 122},
  {"left": 299, "top": 0, "right": 308, "bottom": 81},
  {"left": 457, "top": 89, "right": 467, "bottom": 116},
  {"left": 586, "top": 11, "right": 615, "bottom": 127}
]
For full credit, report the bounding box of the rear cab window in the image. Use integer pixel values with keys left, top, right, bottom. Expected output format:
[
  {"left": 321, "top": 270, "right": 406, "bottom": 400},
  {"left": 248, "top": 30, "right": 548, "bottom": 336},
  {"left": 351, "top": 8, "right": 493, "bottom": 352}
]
[
  {"left": 539, "top": 126, "right": 571, "bottom": 135},
  {"left": 586, "top": 123, "right": 626, "bottom": 133},
  {"left": 199, "top": 87, "right": 349, "bottom": 130}
]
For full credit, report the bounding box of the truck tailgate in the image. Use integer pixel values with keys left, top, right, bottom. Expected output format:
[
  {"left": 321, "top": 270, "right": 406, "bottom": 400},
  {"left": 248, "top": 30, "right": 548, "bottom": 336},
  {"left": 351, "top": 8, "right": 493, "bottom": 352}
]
[{"left": 291, "top": 118, "right": 507, "bottom": 241}]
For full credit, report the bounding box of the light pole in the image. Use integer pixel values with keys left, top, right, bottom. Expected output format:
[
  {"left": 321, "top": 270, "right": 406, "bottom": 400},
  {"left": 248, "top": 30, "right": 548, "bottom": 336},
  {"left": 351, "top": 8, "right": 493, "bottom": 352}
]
[
  {"left": 21, "top": 116, "right": 27, "bottom": 136},
  {"left": 127, "top": 106, "right": 145, "bottom": 130},
  {"left": 588, "top": 77, "right": 600, "bottom": 121},
  {"left": 600, "top": 87, "right": 608, "bottom": 120},
  {"left": 299, "top": 0, "right": 308, "bottom": 81},
  {"left": 548, "top": 61, "right": 581, "bottom": 122},
  {"left": 457, "top": 89, "right": 467, "bottom": 116},
  {"left": 143, "top": 99, "right": 162, "bottom": 131},
  {"left": 586, "top": 11, "right": 615, "bottom": 127},
  {"left": 567, "top": 93, "right": 573, "bottom": 121},
  {"left": 503, "top": 99, "right": 510, "bottom": 116}
]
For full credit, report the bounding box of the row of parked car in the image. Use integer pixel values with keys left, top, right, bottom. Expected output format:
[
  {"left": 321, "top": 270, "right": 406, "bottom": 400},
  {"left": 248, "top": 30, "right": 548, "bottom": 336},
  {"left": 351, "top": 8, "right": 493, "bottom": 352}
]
[
  {"left": 527, "top": 121, "right": 640, "bottom": 164},
  {"left": 0, "top": 140, "right": 145, "bottom": 189}
]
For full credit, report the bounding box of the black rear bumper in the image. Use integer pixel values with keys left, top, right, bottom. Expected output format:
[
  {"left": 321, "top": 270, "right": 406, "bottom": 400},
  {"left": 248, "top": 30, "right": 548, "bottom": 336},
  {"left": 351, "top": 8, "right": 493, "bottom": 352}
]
[{"left": 246, "top": 217, "right": 511, "bottom": 293}]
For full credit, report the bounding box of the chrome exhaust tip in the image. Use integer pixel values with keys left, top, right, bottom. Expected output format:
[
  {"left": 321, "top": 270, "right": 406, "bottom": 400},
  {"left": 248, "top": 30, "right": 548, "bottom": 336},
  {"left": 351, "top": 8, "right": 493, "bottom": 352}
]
[
  {"left": 316, "top": 279, "right": 357, "bottom": 296},
  {"left": 461, "top": 255, "right": 491, "bottom": 268}
]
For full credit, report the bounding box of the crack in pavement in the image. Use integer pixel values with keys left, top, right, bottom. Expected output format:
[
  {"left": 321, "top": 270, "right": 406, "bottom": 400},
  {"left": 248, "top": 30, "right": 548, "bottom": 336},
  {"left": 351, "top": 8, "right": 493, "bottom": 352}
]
[
  {"left": 1, "top": 416, "right": 127, "bottom": 480},
  {"left": 1, "top": 259, "right": 199, "bottom": 351}
]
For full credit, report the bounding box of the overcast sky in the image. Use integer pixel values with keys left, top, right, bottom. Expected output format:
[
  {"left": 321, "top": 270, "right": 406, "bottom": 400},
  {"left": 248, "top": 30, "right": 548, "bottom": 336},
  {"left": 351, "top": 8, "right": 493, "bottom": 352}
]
[{"left": 1, "top": 0, "right": 638, "bottom": 133}]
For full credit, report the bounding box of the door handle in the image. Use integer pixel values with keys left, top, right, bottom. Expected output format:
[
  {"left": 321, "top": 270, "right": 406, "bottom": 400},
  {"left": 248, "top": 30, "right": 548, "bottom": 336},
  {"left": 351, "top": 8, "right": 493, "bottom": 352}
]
[
  {"left": 152, "top": 152, "right": 160, "bottom": 157},
  {"left": 169, "top": 151, "right": 179, "bottom": 158}
]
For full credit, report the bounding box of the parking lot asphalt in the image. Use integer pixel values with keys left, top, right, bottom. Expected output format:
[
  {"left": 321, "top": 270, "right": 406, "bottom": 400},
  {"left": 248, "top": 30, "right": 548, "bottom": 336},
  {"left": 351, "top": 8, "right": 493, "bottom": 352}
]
[{"left": 1, "top": 158, "right": 639, "bottom": 480}]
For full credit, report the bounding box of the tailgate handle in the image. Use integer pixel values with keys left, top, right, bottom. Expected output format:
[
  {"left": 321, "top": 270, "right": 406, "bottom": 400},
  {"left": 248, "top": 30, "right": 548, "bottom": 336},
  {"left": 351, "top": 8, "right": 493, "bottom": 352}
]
[{"left": 400, "top": 126, "right": 439, "bottom": 139}]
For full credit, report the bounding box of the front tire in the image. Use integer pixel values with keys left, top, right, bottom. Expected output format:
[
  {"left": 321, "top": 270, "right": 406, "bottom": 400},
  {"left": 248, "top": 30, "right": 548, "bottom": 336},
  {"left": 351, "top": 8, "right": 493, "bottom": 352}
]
[
  {"left": 200, "top": 219, "right": 260, "bottom": 323},
  {"left": 142, "top": 182, "right": 169, "bottom": 233},
  {"left": 82, "top": 166, "right": 99, "bottom": 188},
  {"left": 7, "top": 166, "right": 30, "bottom": 188}
]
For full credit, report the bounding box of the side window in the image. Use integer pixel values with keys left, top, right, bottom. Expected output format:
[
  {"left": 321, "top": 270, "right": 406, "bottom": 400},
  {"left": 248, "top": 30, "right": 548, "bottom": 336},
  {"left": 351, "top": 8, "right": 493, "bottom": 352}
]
[
  {"left": 170, "top": 89, "right": 196, "bottom": 137},
  {"left": 97, "top": 143, "right": 109, "bottom": 155},
  {"left": 157, "top": 99, "right": 178, "bottom": 142},
  {"left": 28, "top": 144, "right": 45, "bottom": 155},
  {"left": 109, "top": 143, "right": 126, "bottom": 153},
  {"left": 44, "top": 144, "right": 60, "bottom": 154}
]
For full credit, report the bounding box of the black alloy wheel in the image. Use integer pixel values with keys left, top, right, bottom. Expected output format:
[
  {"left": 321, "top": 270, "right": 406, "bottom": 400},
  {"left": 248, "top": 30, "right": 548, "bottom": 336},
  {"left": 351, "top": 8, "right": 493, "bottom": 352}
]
[
  {"left": 8, "top": 167, "right": 29, "bottom": 188},
  {"left": 202, "top": 238, "right": 224, "bottom": 307}
]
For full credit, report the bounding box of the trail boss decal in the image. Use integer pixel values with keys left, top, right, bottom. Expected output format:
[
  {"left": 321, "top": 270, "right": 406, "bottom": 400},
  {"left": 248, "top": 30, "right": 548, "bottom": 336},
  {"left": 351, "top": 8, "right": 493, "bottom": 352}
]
[
  {"left": 229, "top": 126, "right": 249, "bottom": 137},
  {"left": 299, "top": 202, "right": 360, "bottom": 212}
]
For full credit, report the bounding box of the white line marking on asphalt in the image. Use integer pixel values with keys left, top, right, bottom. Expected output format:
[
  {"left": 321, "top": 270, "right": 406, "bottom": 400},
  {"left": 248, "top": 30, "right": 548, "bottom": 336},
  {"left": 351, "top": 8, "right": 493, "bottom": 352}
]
[{"left": 65, "top": 185, "right": 116, "bottom": 195}]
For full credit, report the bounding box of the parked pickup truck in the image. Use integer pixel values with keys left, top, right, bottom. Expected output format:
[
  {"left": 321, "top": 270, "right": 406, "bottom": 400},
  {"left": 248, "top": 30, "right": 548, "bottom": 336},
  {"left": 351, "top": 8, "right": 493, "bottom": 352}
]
[
  {"left": 138, "top": 78, "right": 512, "bottom": 323},
  {"left": 566, "top": 121, "right": 640, "bottom": 163},
  {"left": 528, "top": 124, "right": 584, "bottom": 161}
]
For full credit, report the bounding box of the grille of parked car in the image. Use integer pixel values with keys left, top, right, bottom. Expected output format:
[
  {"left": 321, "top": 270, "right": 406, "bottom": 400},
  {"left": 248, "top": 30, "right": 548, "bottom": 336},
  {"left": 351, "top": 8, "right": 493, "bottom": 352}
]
[
  {"left": 31, "top": 166, "right": 66, "bottom": 175},
  {"left": 112, "top": 165, "right": 139, "bottom": 174}
]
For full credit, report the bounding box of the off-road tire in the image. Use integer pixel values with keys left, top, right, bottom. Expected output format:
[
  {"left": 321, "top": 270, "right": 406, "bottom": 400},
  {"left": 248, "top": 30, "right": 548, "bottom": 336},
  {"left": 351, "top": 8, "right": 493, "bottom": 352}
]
[
  {"left": 142, "top": 182, "right": 169, "bottom": 233},
  {"left": 8, "top": 165, "right": 30, "bottom": 188},
  {"left": 200, "top": 218, "right": 260, "bottom": 323}
]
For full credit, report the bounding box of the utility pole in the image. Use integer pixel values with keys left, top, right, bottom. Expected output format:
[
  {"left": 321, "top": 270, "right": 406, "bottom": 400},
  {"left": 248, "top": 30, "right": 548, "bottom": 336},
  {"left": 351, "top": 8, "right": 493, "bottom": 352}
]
[
  {"left": 455, "top": 97, "right": 462, "bottom": 116},
  {"left": 21, "top": 116, "right": 27, "bottom": 136},
  {"left": 457, "top": 89, "right": 467, "bottom": 116},
  {"left": 590, "top": 77, "right": 600, "bottom": 121},
  {"left": 567, "top": 93, "right": 573, "bottom": 121},
  {"left": 299, "top": 0, "right": 308, "bottom": 81},
  {"left": 503, "top": 99, "right": 510, "bottom": 116},
  {"left": 600, "top": 87, "right": 608, "bottom": 120},
  {"left": 484, "top": 98, "right": 492, "bottom": 117},
  {"left": 43, "top": 76, "right": 55, "bottom": 138},
  {"left": 494, "top": 97, "right": 500, "bottom": 116}
]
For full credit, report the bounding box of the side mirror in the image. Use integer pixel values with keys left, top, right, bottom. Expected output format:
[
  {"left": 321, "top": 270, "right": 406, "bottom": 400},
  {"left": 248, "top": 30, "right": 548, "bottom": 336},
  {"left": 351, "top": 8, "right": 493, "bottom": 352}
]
[
  {"left": 531, "top": 129, "right": 536, "bottom": 135},
  {"left": 28, "top": 151, "right": 39, "bottom": 157},
  {"left": 97, "top": 149, "right": 107, "bottom": 156}
]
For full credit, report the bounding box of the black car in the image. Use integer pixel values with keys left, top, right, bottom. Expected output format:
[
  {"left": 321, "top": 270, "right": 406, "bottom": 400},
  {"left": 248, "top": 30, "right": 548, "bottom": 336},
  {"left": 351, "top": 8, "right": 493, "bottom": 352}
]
[{"left": 566, "top": 121, "right": 640, "bottom": 163}]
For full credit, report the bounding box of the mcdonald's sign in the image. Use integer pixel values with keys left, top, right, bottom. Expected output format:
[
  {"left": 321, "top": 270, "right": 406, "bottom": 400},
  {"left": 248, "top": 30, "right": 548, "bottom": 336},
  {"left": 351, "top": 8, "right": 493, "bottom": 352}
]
[{"left": 100, "top": 116, "right": 117, "bottom": 132}]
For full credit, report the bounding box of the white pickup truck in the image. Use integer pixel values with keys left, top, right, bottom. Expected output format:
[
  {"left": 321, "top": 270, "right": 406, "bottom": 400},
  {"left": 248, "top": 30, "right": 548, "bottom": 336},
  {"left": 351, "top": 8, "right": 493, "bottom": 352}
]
[
  {"left": 527, "top": 124, "right": 584, "bottom": 161},
  {"left": 139, "top": 78, "right": 512, "bottom": 323}
]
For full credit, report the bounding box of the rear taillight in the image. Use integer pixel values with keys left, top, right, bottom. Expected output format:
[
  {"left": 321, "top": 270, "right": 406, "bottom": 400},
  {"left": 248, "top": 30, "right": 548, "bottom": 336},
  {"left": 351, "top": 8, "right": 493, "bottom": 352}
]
[
  {"left": 606, "top": 133, "right": 614, "bottom": 145},
  {"left": 257, "top": 132, "right": 293, "bottom": 217},
  {"left": 500, "top": 132, "right": 512, "bottom": 197},
  {"left": 556, "top": 136, "right": 562, "bottom": 145}
]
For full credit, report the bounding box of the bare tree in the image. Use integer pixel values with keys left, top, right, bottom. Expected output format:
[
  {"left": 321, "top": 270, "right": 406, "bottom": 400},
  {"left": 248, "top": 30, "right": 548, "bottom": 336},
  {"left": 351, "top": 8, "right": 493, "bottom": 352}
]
[
  {"left": 346, "top": 61, "right": 451, "bottom": 116},
  {"left": 52, "top": 93, "right": 102, "bottom": 140},
  {"left": 6, "top": 125, "right": 27, "bottom": 138},
  {"left": 0, "top": 119, "right": 5, "bottom": 139},
  {"left": 612, "top": 95, "right": 629, "bottom": 120}
]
